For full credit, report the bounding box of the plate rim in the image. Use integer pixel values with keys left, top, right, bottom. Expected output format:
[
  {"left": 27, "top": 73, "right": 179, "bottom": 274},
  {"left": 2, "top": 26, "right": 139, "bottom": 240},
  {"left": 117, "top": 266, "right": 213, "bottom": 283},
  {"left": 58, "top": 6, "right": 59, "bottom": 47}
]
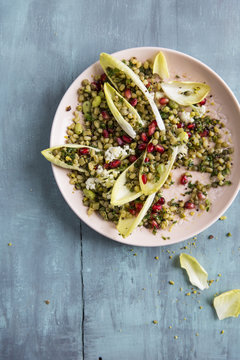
[{"left": 50, "top": 46, "right": 240, "bottom": 247}]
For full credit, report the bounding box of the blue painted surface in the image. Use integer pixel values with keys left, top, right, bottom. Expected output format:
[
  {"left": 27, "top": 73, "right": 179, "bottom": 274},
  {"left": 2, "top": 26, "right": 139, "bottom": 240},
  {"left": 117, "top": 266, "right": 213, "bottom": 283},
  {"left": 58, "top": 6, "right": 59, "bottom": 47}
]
[{"left": 0, "top": 1, "right": 240, "bottom": 359}]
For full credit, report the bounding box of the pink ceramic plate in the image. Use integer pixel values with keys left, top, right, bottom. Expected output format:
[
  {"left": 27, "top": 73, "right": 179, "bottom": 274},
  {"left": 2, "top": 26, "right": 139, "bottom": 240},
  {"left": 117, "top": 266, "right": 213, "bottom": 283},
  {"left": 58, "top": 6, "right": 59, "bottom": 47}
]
[{"left": 50, "top": 47, "right": 240, "bottom": 247}]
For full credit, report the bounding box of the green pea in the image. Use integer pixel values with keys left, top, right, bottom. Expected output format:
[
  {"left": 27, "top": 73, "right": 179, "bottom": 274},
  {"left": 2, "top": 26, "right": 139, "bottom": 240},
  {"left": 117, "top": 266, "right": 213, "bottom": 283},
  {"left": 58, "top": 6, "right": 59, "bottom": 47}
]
[
  {"left": 92, "top": 96, "right": 101, "bottom": 107},
  {"left": 74, "top": 123, "right": 82, "bottom": 135},
  {"left": 168, "top": 100, "right": 179, "bottom": 109},
  {"left": 83, "top": 101, "right": 91, "bottom": 114},
  {"left": 83, "top": 189, "right": 96, "bottom": 200}
]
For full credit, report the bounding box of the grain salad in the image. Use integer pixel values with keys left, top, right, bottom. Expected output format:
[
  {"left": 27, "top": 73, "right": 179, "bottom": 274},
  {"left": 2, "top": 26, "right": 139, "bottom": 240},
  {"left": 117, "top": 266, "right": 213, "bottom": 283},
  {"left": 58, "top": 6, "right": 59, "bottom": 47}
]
[{"left": 42, "top": 51, "right": 233, "bottom": 238}]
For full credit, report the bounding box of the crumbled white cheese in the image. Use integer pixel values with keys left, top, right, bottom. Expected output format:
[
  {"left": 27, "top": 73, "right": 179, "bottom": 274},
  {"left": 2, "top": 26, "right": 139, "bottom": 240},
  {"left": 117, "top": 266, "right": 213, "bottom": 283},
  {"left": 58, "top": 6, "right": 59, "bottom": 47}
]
[
  {"left": 104, "top": 145, "right": 134, "bottom": 162},
  {"left": 177, "top": 144, "right": 188, "bottom": 159},
  {"left": 180, "top": 111, "right": 193, "bottom": 123},
  {"left": 196, "top": 105, "right": 206, "bottom": 117},
  {"left": 86, "top": 178, "right": 97, "bottom": 190}
]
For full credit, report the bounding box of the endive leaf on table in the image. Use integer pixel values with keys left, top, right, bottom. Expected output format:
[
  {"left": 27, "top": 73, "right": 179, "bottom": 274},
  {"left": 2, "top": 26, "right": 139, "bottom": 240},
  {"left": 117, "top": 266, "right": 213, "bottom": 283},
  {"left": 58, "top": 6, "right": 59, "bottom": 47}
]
[
  {"left": 117, "top": 193, "right": 155, "bottom": 238},
  {"left": 139, "top": 132, "right": 188, "bottom": 195},
  {"left": 213, "top": 290, "right": 240, "bottom": 320},
  {"left": 153, "top": 51, "right": 170, "bottom": 80},
  {"left": 104, "top": 82, "right": 144, "bottom": 138},
  {"left": 179, "top": 253, "right": 209, "bottom": 290},
  {"left": 100, "top": 53, "right": 165, "bottom": 131},
  {"left": 111, "top": 157, "right": 142, "bottom": 206},
  {"left": 161, "top": 81, "right": 210, "bottom": 106},
  {"left": 41, "top": 144, "right": 100, "bottom": 171}
]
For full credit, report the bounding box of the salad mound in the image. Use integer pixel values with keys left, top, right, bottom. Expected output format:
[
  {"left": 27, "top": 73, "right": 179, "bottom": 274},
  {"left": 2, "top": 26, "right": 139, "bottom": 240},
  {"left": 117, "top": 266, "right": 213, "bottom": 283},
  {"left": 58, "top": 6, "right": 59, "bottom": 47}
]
[{"left": 42, "top": 51, "right": 233, "bottom": 238}]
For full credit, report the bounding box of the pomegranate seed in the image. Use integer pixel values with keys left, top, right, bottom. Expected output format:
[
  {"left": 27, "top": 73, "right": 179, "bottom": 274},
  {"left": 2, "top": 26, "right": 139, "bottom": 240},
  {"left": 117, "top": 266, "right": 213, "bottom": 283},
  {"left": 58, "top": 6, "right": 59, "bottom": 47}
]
[
  {"left": 146, "top": 82, "right": 151, "bottom": 88},
  {"left": 129, "top": 155, "right": 137, "bottom": 163},
  {"left": 141, "top": 174, "right": 147, "bottom": 184},
  {"left": 101, "top": 110, "right": 110, "bottom": 119},
  {"left": 187, "top": 123, "right": 195, "bottom": 130},
  {"left": 100, "top": 73, "right": 107, "bottom": 83},
  {"left": 78, "top": 148, "right": 89, "bottom": 155},
  {"left": 116, "top": 137, "right": 124, "bottom": 146},
  {"left": 102, "top": 129, "right": 109, "bottom": 138},
  {"left": 109, "top": 160, "right": 121, "bottom": 169},
  {"left": 151, "top": 220, "right": 159, "bottom": 229},
  {"left": 199, "top": 98, "right": 206, "bottom": 106},
  {"left": 148, "top": 120, "right": 157, "bottom": 136},
  {"left": 197, "top": 192, "right": 206, "bottom": 200},
  {"left": 155, "top": 145, "right": 165, "bottom": 153},
  {"left": 177, "top": 122, "right": 184, "bottom": 128},
  {"left": 130, "top": 98, "right": 138, "bottom": 107},
  {"left": 138, "top": 143, "right": 147, "bottom": 151},
  {"left": 135, "top": 202, "right": 143, "bottom": 212},
  {"left": 144, "top": 157, "right": 150, "bottom": 163},
  {"left": 180, "top": 174, "right": 188, "bottom": 185},
  {"left": 147, "top": 143, "right": 154, "bottom": 153},
  {"left": 122, "top": 135, "right": 132, "bottom": 143},
  {"left": 141, "top": 132, "right": 148, "bottom": 142},
  {"left": 104, "top": 163, "right": 109, "bottom": 169},
  {"left": 157, "top": 197, "right": 165, "bottom": 205},
  {"left": 187, "top": 132, "right": 192, "bottom": 138},
  {"left": 199, "top": 130, "right": 209, "bottom": 137},
  {"left": 184, "top": 201, "right": 195, "bottom": 209},
  {"left": 129, "top": 208, "right": 136, "bottom": 216},
  {"left": 159, "top": 97, "right": 169, "bottom": 105},
  {"left": 108, "top": 128, "right": 114, "bottom": 133},
  {"left": 124, "top": 89, "right": 132, "bottom": 99},
  {"left": 152, "top": 204, "right": 162, "bottom": 212}
]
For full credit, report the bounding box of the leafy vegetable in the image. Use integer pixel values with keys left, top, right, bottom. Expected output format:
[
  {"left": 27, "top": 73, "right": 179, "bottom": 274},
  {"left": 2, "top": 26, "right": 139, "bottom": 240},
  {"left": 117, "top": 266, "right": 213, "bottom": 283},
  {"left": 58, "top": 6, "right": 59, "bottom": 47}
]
[
  {"left": 153, "top": 51, "right": 170, "bottom": 80},
  {"left": 41, "top": 144, "right": 100, "bottom": 171},
  {"left": 111, "top": 157, "right": 142, "bottom": 206},
  {"left": 139, "top": 132, "right": 188, "bottom": 195},
  {"left": 104, "top": 82, "right": 143, "bottom": 138},
  {"left": 161, "top": 81, "right": 210, "bottom": 106},
  {"left": 117, "top": 194, "right": 155, "bottom": 237},
  {"left": 179, "top": 253, "right": 209, "bottom": 290},
  {"left": 213, "top": 290, "right": 240, "bottom": 320},
  {"left": 100, "top": 53, "right": 165, "bottom": 130}
]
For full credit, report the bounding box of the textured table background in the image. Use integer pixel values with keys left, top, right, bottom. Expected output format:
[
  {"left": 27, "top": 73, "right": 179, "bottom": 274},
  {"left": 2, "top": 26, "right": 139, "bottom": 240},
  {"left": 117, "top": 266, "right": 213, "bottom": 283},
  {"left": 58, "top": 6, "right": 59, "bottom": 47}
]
[{"left": 1, "top": 1, "right": 240, "bottom": 359}]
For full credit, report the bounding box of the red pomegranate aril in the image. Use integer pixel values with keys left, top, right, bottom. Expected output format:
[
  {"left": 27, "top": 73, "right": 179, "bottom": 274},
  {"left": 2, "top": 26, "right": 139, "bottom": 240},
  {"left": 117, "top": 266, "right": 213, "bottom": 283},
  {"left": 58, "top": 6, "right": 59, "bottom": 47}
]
[
  {"left": 104, "top": 163, "right": 109, "bottom": 169},
  {"left": 78, "top": 148, "right": 89, "bottom": 155},
  {"left": 144, "top": 157, "right": 150, "bottom": 163},
  {"left": 184, "top": 201, "right": 195, "bottom": 209},
  {"left": 180, "top": 174, "right": 188, "bottom": 185},
  {"left": 108, "top": 128, "right": 114, "bottom": 133},
  {"left": 200, "top": 130, "right": 209, "bottom": 137},
  {"left": 152, "top": 204, "right": 162, "bottom": 212},
  {"left": 129, "top": 208, "right": 136, "bottom": 216},
  {"left": 124, "top": 88, "right": 132, "bottom": 99},
  {"left": 102, "top": 129, "right": 109, "bottom": 138},
  {"left": 147, "top": 143, "right": 154, "bottom": 153},
  {"left": 116, "top": 137, "right": 124, "bottom": 146},
  {"left": 130, "top": 98, "right": 138, "bottom": 107},
  {"left": 138, "top": 143, "right": 147, "bottom": 151},
  {"left": 151, "top": 220, "right": 159, "bottom": 229},
  {"left": 148, "top": 120, "right": 157, "bottom": 136},
  {"left": 109, "top": 160, "right": 121, "bottom": 169},
  {"left": 157, "top": 197, "right": 165, "bottom": 205},
  {"left": 187, "top": 132, "right": 192, "bottom": 138},
  {"left": 146, "top": 82, "right": 151, "bottom": 88},
  {"left": 122, "top": 135, "right": 132, "bottom": 143},
  {"left": 199, "top": 98, "right": 206, "bottom": 106},
  {"left": 141, "top": 132, "right": 148, "bottom": 142},
  {"left": 187, "top": 123, "right": 195, "bottom": 130},
  {"left": 159, "top": 97, "right": 169, "bottom": 105},
  {"left": 142, "top": 174, "right": 147, "bottom": 184},
  {"left": 135, "top": 202, "right": 143, "bottom": 212},
  {"left": 177, "top": 122, "right": 184, "bottom": 128},
  {"left": 197, "top": 192, "right": 206, "bottom": 200},
  {"left": 155, "top": 145, "right": 165, "bottom": 153},
  {"left": 101, "top": 110, "right": 110, "bottom": 119},
  {"left": 100, "top": 73, "right": 107, "bottom": 83},
  {"left": 129, "top": 155, "right": 137, "bottom": 163}
]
